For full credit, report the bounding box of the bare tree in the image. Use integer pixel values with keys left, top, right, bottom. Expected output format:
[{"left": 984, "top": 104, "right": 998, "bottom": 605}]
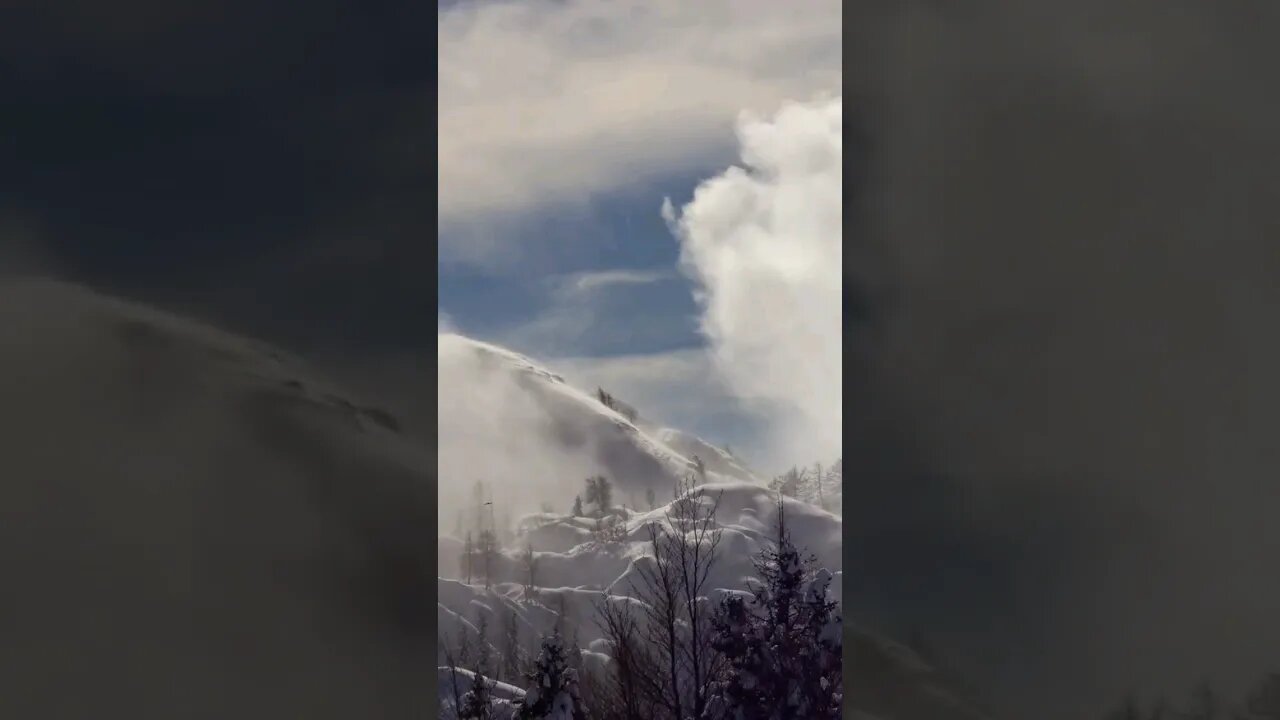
[
  {"left": 462, "top": 532, "right": 475, "bottom": 585},
  {"left": 668, "top": 475, "right": 724, "bottom": 718},
  {"left": 473, "top": 480, "right": 487, "bottom": 534},
  {"left": 520, "top": 543, "right": 538, "bottom": 602},
  {"left": 626, "top": 475, "right": 725, "bottom": 719},
  {"left": 632, "top": 515, "right": 687, "bottom": 720},
  {"left": 813, "top": 461, "right": 825, "bottom": 510},
  {"left": 595, "top": 596, "right": 654, "bottom": 720},
  {"left": 477, "top": 529, "right": 498, "bottom": 589}
]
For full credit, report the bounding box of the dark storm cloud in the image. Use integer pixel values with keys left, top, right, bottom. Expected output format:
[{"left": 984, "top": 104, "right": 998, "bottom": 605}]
[
  {"left": 849, "top": 2, "right": 1280, "bottom": 717},
  {"left": 0, "top": 0, "right": 431, "bottom": 354}
]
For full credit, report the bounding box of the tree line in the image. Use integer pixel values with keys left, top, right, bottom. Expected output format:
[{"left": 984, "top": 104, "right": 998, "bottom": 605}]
[
  {"left": 767, "top": 458, "right": 841, "bottom": 513},
  {"left": 443, "top": 475, "right": 843, "bottom": 719}
]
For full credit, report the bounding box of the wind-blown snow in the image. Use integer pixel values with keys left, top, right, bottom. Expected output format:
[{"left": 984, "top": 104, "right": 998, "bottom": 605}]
[{"left": 438, "top": 333, "right": 760, "bottom": 527}]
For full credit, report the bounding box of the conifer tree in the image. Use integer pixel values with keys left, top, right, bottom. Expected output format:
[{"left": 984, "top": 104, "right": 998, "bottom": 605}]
[
  {"left": 708, "top": 494, "right": 843, "bottom": 719},
  {"left": 459, "top": 665, "right": 493, "bottom": 719},
  {"left": 583, "top": 476, "right": 613, "bottom": 517},
  {"left": 514, "top": 632, "right": 586, "bottom": 720}
]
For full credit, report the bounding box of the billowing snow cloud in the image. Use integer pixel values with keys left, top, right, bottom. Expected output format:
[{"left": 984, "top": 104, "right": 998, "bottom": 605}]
[
  {"left": 664, "top": 96, "right": 842, "bottom": 470},
  {"left": 437, "top": 334, "right": 601, "bottom": 528}
]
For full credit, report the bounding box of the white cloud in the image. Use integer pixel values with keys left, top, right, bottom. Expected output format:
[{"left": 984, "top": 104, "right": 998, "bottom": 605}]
[
  {"left": 664, "top": 96, "right": 843, "bottom": 470},
  {"left": 438, "top": 0, "right": 841, "bottom": 264},
  {"left": 551, "top": 268, "right": 670, "bottom": 298},
  {"left": 498, "top": 267, "right": 685, "bottom": 356}
]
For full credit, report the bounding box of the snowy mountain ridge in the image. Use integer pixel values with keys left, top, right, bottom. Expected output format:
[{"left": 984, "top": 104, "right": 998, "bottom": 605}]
[
  {"left": 438, "top": 333, "right": 762, "bottom": 531},
  {"left": 441, "top": 333, "right": 758, "bottom": 484}
]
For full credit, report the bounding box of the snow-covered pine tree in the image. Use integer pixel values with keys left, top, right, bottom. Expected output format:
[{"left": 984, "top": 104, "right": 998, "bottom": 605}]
[
  {"left": 572, "top": 495, "right": 583, "bottom": 517},
  {"left": 708, "top": 494, "right": 843, "bottom": 719},
  {"left": 514, "top": 632, "right": 586, "bottom": 720},
  {"left": 459, "top": 665, "right": 493, "bottom": 719}
]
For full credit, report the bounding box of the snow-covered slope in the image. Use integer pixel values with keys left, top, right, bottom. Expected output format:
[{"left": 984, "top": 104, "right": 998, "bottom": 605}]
[
  {"left": 0, "top": 279, "right": 432, "bottom": 718},
  {"left": 648, "top": 426, "right": 758, "bottom": 483},
  {"left": 438, "top": 334, "right": 764, "bottom": 525},
  {"left": 439, "top": 667, "right": 523, "bottom": 719}
]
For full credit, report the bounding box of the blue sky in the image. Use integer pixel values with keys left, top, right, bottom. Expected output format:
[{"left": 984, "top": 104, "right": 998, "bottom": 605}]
[{"left": 439, "top": 171, "right": 708, "bottom": 358}]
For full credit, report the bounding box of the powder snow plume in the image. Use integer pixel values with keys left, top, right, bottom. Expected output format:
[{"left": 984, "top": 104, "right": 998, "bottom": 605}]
[{"left": 664, "top": 96, "right": 843, "bottom": 471}]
